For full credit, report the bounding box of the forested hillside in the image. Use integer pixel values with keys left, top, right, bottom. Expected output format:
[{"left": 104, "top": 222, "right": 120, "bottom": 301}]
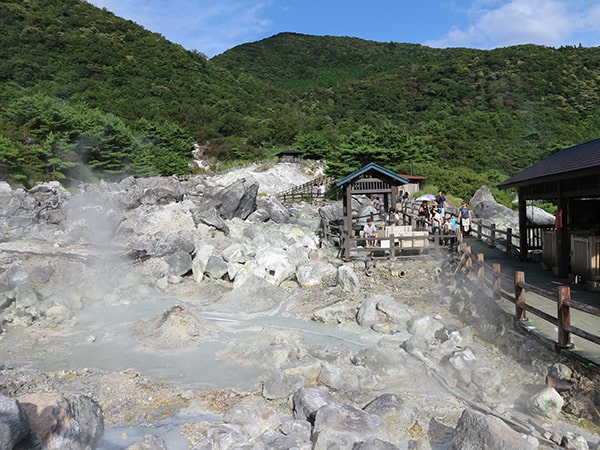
[
  {"left": 1, "top": 1, "right": 600, "bottom": 203},
  {"left": 214, "top": 33, "right": 600, "bottom": 195},
  {"left": 0, "top": 0, "right": 289, "bottom": 184}
]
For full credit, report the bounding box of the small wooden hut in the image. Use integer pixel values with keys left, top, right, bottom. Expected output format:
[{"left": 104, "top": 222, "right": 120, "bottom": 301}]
[
  {"left": 276, "top": 149, "right": 303, "bottom": 163},
  {"left": 498, "top": 137, "right": 600, "bottom": 281},
  {"left": 335, "top": 162, "right": 409, "bottom": 259}
]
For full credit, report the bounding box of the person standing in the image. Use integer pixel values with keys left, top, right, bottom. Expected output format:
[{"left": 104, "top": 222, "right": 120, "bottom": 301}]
[
  {"left": 417, "top": 201, "right": 431, "bottom": 229},
  {"left": 458, "top": 201, "right": 473, "bottom": 237},
  {"left": 435, "top": 190, "right": 446, "bottom": 218}
]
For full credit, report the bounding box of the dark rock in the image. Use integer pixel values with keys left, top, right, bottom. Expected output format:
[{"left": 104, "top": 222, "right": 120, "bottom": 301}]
[
  {"left": 0, "top": 394, "right": 30, "bottom": 449},
  {"left": 165, "top": 250, "right": 193, "bottom": 276},
  {"left": 451, "top": 409, "right": 537, "bottom": 449},
  {"left": 292, "top": 387, "right": 337, "bottom": 423},
  {"left": 216, "top": 178, "right": 258, "bottom": 220},
  {"left": 192, "top": 205, "right": 230, "bottom": 235},
  {"left": 262, "top": 369, "right": 307, "bottom": 400},
  {"left": 17, "top": 392, "right": 104, "bottom": 450},
  {"left": 353, "top": 438, "right": 399, "bottom": 450}
]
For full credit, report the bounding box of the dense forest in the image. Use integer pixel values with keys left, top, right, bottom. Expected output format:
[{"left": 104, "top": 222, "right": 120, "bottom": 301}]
[{"left": 1, "top": 0, "right": 600, "bottom": 203}]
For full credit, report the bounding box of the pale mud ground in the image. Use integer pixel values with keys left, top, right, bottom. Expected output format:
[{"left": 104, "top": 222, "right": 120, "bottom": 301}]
[{"left": 3, "top": 245, "right": 599, "bottom": 449}]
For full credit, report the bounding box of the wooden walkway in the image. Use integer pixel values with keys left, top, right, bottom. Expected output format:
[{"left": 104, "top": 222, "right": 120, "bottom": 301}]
[{"left": 458, "top": 237, "right": 600, "bottom": 366}]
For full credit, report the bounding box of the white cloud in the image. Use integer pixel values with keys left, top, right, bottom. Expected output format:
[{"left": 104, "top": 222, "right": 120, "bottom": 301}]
[
  {"left": 88, "top": 0, "right": 273, "bottom": 56},
  {"left": 427, "top": 0, "right": 598, "bottom": 49}
]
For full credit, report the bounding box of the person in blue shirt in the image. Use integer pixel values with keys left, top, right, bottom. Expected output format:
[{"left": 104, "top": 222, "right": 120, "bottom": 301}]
[{"left": 458, "top": 201, "right": 473, "bottom": 237}]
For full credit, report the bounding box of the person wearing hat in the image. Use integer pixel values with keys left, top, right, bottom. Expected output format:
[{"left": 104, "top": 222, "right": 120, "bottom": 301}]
[{"left": 363, "top": 218, "right": 378, "bottom": 247}]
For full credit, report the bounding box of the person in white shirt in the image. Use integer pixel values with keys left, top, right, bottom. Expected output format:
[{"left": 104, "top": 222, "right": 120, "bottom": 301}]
[{"left": 363, "top": 219, "right": 378, "bottom": 247}]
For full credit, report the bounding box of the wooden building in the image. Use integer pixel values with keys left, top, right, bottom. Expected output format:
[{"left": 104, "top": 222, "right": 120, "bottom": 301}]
[
  {"left": 335, "top": 162, "right": 409, "bottom": 260},
  {"left": 498, "top": 138, "right": 600, "bottom": 281},
  {"left": 276, "top": 149, "right": 303, "bottom": 163}
]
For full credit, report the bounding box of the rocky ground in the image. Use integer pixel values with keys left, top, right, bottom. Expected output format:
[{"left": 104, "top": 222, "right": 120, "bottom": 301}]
[{"left": 0, "top": 163, "right": 598, "bottom": 449}]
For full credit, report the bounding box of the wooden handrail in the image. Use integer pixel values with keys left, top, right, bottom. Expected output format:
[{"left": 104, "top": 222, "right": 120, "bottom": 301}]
[{"left": 457, "top": 245, "right": 600, "bottom": 354}]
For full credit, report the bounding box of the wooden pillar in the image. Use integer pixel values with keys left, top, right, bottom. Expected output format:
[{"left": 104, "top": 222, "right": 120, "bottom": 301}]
[
  {"left": 556, "top": 182, "right": 570, "bottom": 277},
  {"left": 465, "top": 246, "right": 472, "bottom": 272},
  {"left": 506, "top": 228, "right": 513, "bottom": 256},
  {"left": 557, "top": 285, "right": 573, "bottom": 349},
  {"left": 518, "top": 190, "right": 528, "bottom": 260},
  {"left": 343, "top": 185, "right": 352, "bottom": 261},
  {"left": 493, "top": 263, "right": 501, "bottom": 300},
  {"left": 489, "top": 223, "right": 496, "bottom": 248},
  {"left": 514, "top": 271, "right": 527, "bottom": 321},
  {"left": 476, "top": 253, "right": 485, "bottom": 279}
]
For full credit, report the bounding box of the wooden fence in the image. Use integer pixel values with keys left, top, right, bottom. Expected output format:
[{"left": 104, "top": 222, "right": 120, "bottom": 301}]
[
  {"left": 456, "top": 243, "right": 600, "bottom": 351},
  {"left": 276, "top": 175, "right": 334, "bottom": 203}
]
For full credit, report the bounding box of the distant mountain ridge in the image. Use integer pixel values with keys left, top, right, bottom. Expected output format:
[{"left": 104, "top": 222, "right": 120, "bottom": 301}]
[{"left": 1, "top": 1, "right": 600, "bottom": 201}]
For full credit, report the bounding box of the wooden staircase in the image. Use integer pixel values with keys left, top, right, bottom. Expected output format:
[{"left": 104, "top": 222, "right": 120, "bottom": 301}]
[{"left": 276, "top": 175, "right": 334, "bottom": 203}]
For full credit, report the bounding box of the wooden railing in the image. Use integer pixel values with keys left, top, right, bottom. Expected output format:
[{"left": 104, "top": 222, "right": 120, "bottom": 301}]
[
  {"left": 276, "top": 175, "right": 334, "bottom": 203},
  {"left": 456, "top": 244, "right": 600, "bottom": 351}
]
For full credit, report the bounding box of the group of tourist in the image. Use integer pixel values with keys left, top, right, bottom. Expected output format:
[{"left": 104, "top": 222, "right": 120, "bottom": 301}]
[
  {"left": 417, "top": 190, "right": 474, "bottom": 238},
  {"left": 363, "top": 189, "right": 475, "bottom": 247}
]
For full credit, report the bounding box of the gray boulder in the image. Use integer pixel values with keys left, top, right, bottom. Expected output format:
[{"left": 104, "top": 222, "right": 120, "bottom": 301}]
[
  {"left": 216, "top": 178, "right": 258, "bottom": 220},
  {"left": 18, "top": 392, "right": 104, "bottom": 450},
  {"left": 469, "top": 185, "right": 496, "bottom": 206},
  {"left": 194, "top": 424, "right": 248, "bottom": 450},
  {"left": 191, "top": 204, "right": 230, "bottom": 235},
  {"left": 527, "top": 387, "right": 564, "bottom": 422},
  {"left": 222, "top": 397, "right": 280, "bottom": 439},
  {"left": 296, "top": 260, "right": 337, "bottom": 288},
  {"left": 136, "top": 176, "right": 184, "bottom": 205},
  {"left": 353, "top": 439, "right": 400, "bottom": 450},
  {"left": 262, "top": 369, "right": 307, "bottom": 400},
  {"left": 363, "top": 393, "right": 417, "bottom": 438},
  {"left": 191, "top": 244, "right": 215, "bottom": 282},
  {"left": 293, "top": 387, "right": 337, "bottom": 423},
  {"left": 165, "top": 250, "right": 193, "bottom": 276},
  {"left": 279, "top": 419, "right": 312, "bottom": 442},
  {"left": 210, "top": 272, "right": 287, "bottom": 315},
  {"left": 317, "top": 363, "right": 382, "bottom": 391},
  {"left": 0, "top": 394, "right": 30, "bottom": 449},
  {"left": 312, "top": 403, "right": 387, "bottom": 449},
  {"left": 253, "top": 195, "right": 291, "bottom": 223},
  {"left": 204, "top": 255, "right": 228, "bottom": 280},
  {"left": 451, "top": 409, "right": 538, "bottom": 450},
  {"left": 337, "top": 265, "right": 360, "bottom": 293}
]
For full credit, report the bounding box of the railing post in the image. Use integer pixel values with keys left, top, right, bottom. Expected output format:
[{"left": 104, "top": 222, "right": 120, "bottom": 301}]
[
  {"left": 390, "top": 234, "right": 396, "bottom": 261},
  {"left": 506, "top": 227, "right": 513, "bottom": 256},
  {"left": 493, "top": 263, "right": 501, "bottom": 300},
  {"left": 476, "top": 253, "right": 485, "bottom": 279},
  {"left": 489, "top": 223, "right": 497, "bottom": 248},
  {"left": 514, "top": 271, "right": 527, "bottom": 321},
  {"left": 476, "top": 221, "right": 482, "bottom": 240},
  {"left": 465, "top": 246, "right": 472, "bottom": 272},
  {"left": 557, "top": 286, "right": 573, "bottom": 349}
]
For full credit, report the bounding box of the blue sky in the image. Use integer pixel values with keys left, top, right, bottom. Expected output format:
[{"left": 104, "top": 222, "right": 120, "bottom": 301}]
[{"left": 87, "top": 0, "right": 600, "bottom": 58}]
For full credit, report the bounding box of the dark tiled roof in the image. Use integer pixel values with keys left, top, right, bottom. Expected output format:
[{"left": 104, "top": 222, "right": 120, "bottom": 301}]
[
  {"left": 336, "top": 162, "right": 409, "bottom": 187},
  {"left": 498, "top": 137, "right": 600, "bottom": 189}
]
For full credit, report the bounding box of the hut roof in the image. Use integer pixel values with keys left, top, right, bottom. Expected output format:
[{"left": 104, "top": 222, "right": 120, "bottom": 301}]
[
  {"left": 336, "top": 162, "right": 409, "bottom": 187},
  {"left": 498, "top": 137, "right": 600, "bottom": 189}
]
